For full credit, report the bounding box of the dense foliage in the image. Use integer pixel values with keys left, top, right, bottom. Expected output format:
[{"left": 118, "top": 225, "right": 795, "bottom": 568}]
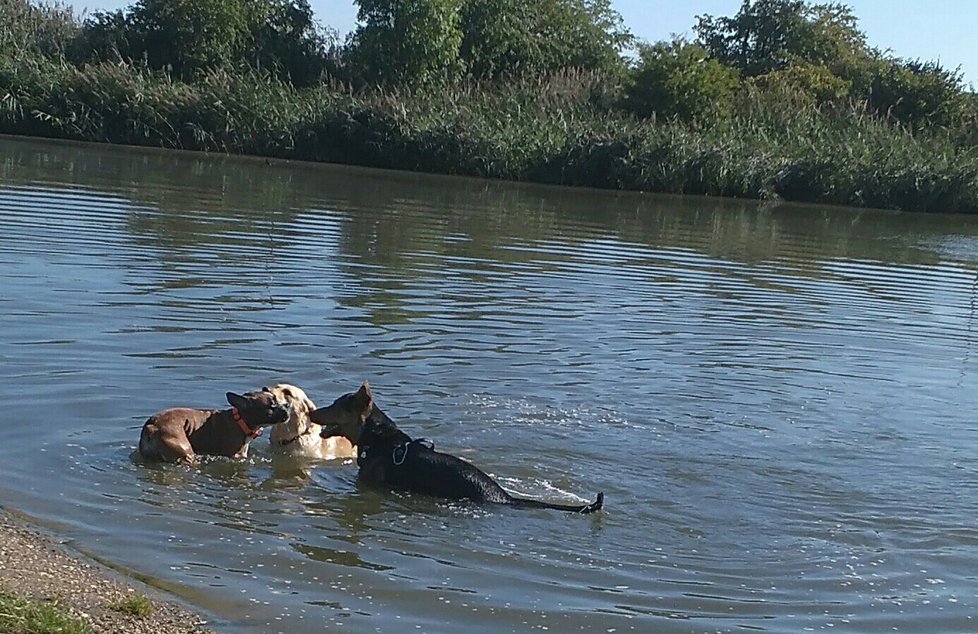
[
  {"left": 623, "top": 39, "right": 740, "bottom": 120},
  {"left": 342, "top": 0, "right": 631, "bottom": 85},
  {"left": 683, "top": 0, "right": 969, "bottom": 127},
  {"left": 2, "top": 0, "right": 977, "bottom": 213},
  {"left": 77, "top": 0, "right": 332, "bottom": 85},
  {"left": 458, "top": 0, "right": 630, "bottom": 80},
  {"left": 694, "top": 0, "right": 867, "bottom": 78},
  {"left": 347, "top": 0, "right": 464, "bottom": 85}
]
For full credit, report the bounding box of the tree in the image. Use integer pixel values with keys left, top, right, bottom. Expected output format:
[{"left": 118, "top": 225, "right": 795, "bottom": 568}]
[
  {"left": 80, "top": 9, "right": 135, "bottom": 64},
  {"left": 126, "top": 0, "right": 252, "bottom": 78},
  {"left": 692, "top": 0, "right": 969, "bottom": 128},
  {"left": 747, "top": 60, "right": 851, "bottom": 106},
  {"left": 347, "top": 0, "right": 464, "bottom": 86},
  {"left": 694, "top": 0, "right": 867, "bottom": 77},
  {"left": 458, "top": 0, "right": 631, "bottom": 79},
  {"left": 248, "top": 0, "right": 333, "bottom": 86},
  {"left": 80, "top": 0, "right": 332, "bottom": 85},
  {"left": 867, "top": 59, "right": 967, "bottom": 128},
  {"left": 622, "top": 39, "right": 739, "bottom": 121}
]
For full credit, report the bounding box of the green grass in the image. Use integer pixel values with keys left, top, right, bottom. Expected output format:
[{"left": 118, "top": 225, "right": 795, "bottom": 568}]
[
  {"left": 108, "top": 594, "right": 153, "bottom": 618},
  {"left": 0, "top": 592, "right": 89, "bottom": 634}
]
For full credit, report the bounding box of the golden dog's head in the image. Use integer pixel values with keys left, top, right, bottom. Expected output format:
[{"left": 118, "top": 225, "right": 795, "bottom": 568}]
[{"left": 266, "top": 383, "right": 318, "bottom": 446}]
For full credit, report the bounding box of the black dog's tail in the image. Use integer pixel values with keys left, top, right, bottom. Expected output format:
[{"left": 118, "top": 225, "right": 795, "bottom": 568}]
[{"left": 510, "top": 492, "right": 603, "bottom": 514}]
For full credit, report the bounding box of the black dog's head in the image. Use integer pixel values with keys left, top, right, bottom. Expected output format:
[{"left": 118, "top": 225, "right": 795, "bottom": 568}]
[
  {"left": 311, "top": 381, "right": 375, "bottom": 445},
  {"left": 226, "top": 389, "right": 290, "bottom": 427}
]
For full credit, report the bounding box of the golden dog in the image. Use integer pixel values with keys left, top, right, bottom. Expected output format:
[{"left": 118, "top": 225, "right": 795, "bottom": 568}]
[{"left": 266, "top": 383, "right": 356, "bottom": 460}]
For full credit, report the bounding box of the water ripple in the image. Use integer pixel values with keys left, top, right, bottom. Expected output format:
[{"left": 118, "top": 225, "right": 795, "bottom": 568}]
[{"left": 3, "top": 138, "right": 978, "bottom": 633}]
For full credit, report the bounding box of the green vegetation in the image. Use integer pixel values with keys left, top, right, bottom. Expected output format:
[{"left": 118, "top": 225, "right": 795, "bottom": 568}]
[
  {"left": 0, "top": 591, "right": 89, "bottom": 634},
  {"left": 108, "top": 593, "right": 153, "bottom": 617},
  {"left": 694, "top": 0, "right": 868, "bottom": 79},
  {"left": 2, "top": 0, "right": 977, "bottom": 212},
  {"left": 623, "top": 39, "right": 740, "bottom": 120}
]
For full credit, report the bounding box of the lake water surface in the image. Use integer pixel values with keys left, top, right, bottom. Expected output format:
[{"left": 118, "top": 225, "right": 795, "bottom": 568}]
[{"left": 2, "top": 136, "right": 978, "bottom": 633}]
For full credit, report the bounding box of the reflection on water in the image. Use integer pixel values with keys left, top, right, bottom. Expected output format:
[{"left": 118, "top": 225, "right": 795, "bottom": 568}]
[{"left": 2, "top": 136, "right": 978, "bottom": 633}]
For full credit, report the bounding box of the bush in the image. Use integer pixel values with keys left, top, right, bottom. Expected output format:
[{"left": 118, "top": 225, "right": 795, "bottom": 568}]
[
  {"left": 622, "top": 39, "right": 740, "bottom": 121},
  {"left": 747, "top": 61, "right": 851, "bottom": 107},
  {"left": 109, "top": 594, "right": 153, "bottom": 617},
  {"left": 866, "top": 58, "right": 968, "bottom": 128}
]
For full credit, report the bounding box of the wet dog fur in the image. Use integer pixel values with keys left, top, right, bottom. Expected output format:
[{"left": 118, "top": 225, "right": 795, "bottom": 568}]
[
  {"left": 311, "top": 381, "right": 603, "bottom": 514},
  {"left": 138, "top": 389, "right": 288, "bottom": 464},
  {"left": 266, "top": 383, "right": 356, "bottom": 460}
]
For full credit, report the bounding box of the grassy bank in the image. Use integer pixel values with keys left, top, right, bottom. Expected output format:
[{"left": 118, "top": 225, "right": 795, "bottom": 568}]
[
  {"left": 0, "top": 588, "right": 154, "bottom": 633},
  {"left": 0, "top": 591, "right": 89, "bottom": 634},
  {"left": 2, "top": 1, "right": 977, "bottom": 213}
]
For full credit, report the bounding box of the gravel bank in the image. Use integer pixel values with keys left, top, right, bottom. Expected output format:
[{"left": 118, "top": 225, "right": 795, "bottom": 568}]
[{"left": 0, "top": 508, "right": 214, "bottom": 634}]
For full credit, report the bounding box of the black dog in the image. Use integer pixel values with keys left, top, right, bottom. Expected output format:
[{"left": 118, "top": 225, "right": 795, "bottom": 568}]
[{"left": 311, "top": 381, "right": 603, "bottom": 514}]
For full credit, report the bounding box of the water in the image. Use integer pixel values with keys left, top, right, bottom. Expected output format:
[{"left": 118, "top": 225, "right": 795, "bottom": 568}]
[{"left": 2, "top": 136, "right": 978, "bottom": 633}]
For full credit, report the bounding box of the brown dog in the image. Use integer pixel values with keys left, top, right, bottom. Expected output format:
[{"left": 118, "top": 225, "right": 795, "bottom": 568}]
[
  {"left": 138, "top": 389, "right": 289, "bottom": 464},
  {"left": 266, "top": 383, "right": 356, "bottom": 460}
]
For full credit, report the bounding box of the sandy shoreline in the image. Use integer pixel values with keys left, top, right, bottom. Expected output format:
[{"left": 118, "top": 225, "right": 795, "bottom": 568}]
[{"left": 0, "top": 507, "right": 215, "bottom": 634}]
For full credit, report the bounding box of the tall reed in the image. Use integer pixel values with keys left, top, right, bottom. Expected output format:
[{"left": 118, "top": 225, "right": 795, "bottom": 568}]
[{"left": 2, "top": 12, "right": 976, "bottom": 213}]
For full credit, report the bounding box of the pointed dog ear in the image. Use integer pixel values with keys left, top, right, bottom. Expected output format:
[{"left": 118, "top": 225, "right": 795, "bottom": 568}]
[
  {"left": 354, "top": 381, "right": 373, "bottom": 417},
  {"left": 226, "top": 392, "right": 247, "bottom": 409},
  {"left": 355, "top": 381, "right": 371, "bottom": 401}
]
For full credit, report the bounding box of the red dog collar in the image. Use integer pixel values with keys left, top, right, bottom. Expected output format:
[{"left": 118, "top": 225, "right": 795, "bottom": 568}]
[{"left": 232, "top": 407, "right": 262, "bottom": 439}]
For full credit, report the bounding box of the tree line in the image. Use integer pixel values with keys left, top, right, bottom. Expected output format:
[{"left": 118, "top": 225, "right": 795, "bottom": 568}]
[
  {"left": 3, "top": 0, "right": 977, "bottom": 212},
  {"left": 20, "top": 0, "right": 970, "bottom": 130}
]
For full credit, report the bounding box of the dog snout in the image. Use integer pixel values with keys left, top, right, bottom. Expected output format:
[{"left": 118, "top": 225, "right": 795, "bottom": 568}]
[{"left": 271, "top": 403, "right": 289, "bottom": 423}]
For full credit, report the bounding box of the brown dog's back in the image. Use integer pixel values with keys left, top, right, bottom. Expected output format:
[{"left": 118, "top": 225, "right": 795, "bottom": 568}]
[
  {"left": 139, "top": 408, "right": 217, "bottom": 462},
  {"left": 138, "top": 390, "right": 288, "bottom": 464}
]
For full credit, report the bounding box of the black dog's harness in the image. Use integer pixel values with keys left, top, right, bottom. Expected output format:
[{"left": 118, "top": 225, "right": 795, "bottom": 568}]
[{"left": 361, "top": 438, "right": 434, "bottom": 465}]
